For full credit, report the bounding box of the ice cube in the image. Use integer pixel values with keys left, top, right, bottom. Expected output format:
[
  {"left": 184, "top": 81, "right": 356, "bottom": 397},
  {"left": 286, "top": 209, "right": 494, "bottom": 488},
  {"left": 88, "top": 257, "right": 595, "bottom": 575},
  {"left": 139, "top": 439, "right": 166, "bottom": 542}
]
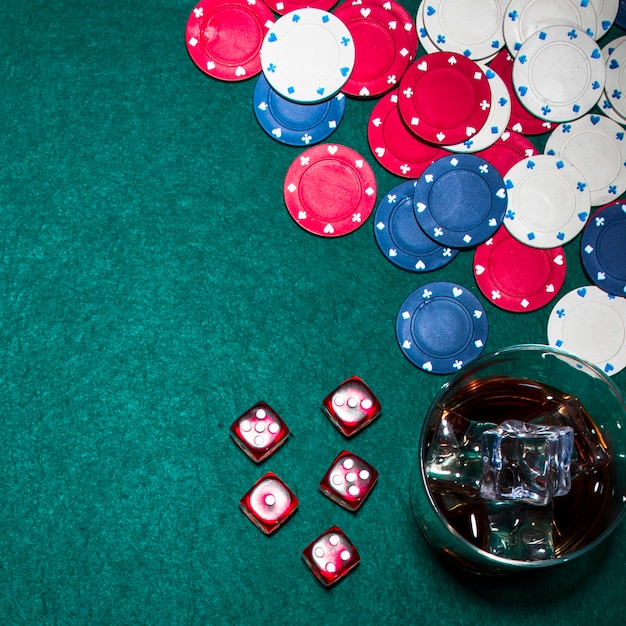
[
  {"left": 531, "top": 396, "right": 609, "bottom": 481},
  {"left": 480, "top": 419, "right": 574, "bottom": 505},
  {"left": 425, "top": 409, "right": 496, "bottom": 497},
  {"left": 486, "top": 500, "right": 555, "bottom": 561}
]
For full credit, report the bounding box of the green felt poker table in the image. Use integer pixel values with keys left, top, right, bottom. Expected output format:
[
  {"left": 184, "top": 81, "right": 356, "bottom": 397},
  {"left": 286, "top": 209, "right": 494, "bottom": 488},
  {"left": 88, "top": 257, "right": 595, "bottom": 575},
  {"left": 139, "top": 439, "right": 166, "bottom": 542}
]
[{"left": 1, "top": 1, "right": 625, "bottom": 624}]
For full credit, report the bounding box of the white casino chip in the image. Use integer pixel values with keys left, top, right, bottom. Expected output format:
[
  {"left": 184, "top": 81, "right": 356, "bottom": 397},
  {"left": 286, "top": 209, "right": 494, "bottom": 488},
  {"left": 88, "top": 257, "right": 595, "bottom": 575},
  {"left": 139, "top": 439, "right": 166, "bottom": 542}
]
[
  {"left": 416, "top": 1, "right": 439, "bottom": 54},
  {"left": 544, "top": 113, "right": 626, "bottom": 206},
  {"left": 503, "top": 154, "right": 591, "bottom": 248},
  {"left": 422, "top": 0, "right": 507, "bottom": 60},
  {"left": 260, "top": 8, "right": 356, "bottom": 103},
  {"left": 503, "top": 0, "right": 598, "bottom": 56},
  {"left": 548, "top": 285, "right": 626, "bottom": 376},
  {"left": 599, "top": 36, "right": 626, "bottom": 125},
  {"left": 590, "top": 0, "right": 619, "bottom": 38},
  {"left": 605, "top": 38, "right": 626, "bottom": 119},
  {"left": 512, "top": 25, "right": 605, "bottom": 123}
]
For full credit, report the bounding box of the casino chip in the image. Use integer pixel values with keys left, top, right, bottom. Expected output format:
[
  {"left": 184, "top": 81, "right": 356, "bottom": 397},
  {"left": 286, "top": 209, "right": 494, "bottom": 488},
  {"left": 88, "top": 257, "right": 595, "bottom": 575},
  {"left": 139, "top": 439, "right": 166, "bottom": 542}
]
[
  {"left": 260, "top": 8, "right": 355, "bottom": 103},
  {"left": 268, "top": 0, "right": 339, "bottom": 16},
  {"left": 544, "top": 113, "right": 626, "bottom": 206},
  {"left": 367, "top": 90, "right": 448, "bottom": 178},
  {"left": 581, "top": 201, "right": 626, "bottom": 296},
  {"left": 591, "top": 0, "right": 619, "bottom": 38},
  {"left": 283, "top": 143, "right": 377, "bottom": 237},
  {"left": 417, "top": 1, "right": 500, "bottom": 62},
  {"left": 512, "top": 26, "right": 605, "bottom": 124},
  {"left": 503, "top": 0, "right": 598, "bottom": 56},
  {"left": 397, "top": 52, "right": 492, "bottom": 146},
  {"left": 602, "top": 34, "right": 626, "bottom": 63},
  {"left": 396, "top": 281, "right": 488, "bottom": 374},
  {"left": 547, "top": 285, "right": 626, "bottom": 376},
  {"left": 185, "top": 0, "right": 275, "bottom": 81},
  {"left": 333, "top": 2, "right": 412, "bottom": 98},
  {"left": 600, "top": 90, "right": 626, "bottom": 126},
  {"left": 487, "top": 49, "right": 554, "bottom": 135},
  {"left": 617, "top": 0, "right": 626, "bottom": 29},
  {"left": 503, "top": 154, "right": 591, "bottom": 248},
  {"left": 473, "top": 226, "right": 566, "bottom": 312},
  {"left": 445, "top": 66, "right": 511, "bottom": 153},
  {"left": 413, "top": 154, "right": 508, "bottom": 249},
  {"left": 422, "top": 0, "right": 507, "bottom": 61},
  {"left": 367, "top": 0, "right": 419, "bottom": 61},
  {"left": 253, "top": 73, "right": 346, "bottom": 146},
  {"left": 416, "top": 1, "right": 440, "bottom": 54},
  {"left": 599, "top": 37, "right": 626, "bottom": 126},
  {"left": 605, "top": 39, "right": 626, "bottom": 119},
  {"left": 474, "top": 129, "right": 536, "bottom": 177},
  {"left": 373, "top": 180, "right": 459, "bottom": 273}
]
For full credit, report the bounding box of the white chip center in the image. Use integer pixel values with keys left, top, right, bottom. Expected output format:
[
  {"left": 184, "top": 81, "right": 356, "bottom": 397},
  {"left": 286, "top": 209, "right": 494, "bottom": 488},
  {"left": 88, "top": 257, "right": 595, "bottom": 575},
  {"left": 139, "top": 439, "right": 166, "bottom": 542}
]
[
  {"left": 564, "top": 301, "right": 625, "bottom": 363},
  {"left": 519, "top": 2, "right": 581, "bottom": 42},
  {"left": 276, "top": 27, "right": 340, "bottom": 85},
  {"left": 529, "top": 43, "right": 590, "bottom": 105},
  {"left": 439, "top": 0, "right": 502, "bottom": 43},
  {"left": 558, "top": 130, "right": 622, "bottom": 195},
  {"left": 514, "top": 171, "right": 575, "bottom": 231}
]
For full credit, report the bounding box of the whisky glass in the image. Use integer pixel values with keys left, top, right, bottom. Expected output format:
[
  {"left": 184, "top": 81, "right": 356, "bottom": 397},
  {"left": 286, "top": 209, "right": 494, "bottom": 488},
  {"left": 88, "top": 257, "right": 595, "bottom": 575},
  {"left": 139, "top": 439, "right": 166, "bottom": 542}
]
[{"left": 409, "top": 344, "right": 626, "bottom": 574}]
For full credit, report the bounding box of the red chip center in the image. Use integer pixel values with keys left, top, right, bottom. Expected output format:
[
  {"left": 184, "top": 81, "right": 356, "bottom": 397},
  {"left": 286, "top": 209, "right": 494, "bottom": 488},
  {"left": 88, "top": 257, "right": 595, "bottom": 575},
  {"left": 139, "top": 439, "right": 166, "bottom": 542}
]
[
  {"left": 203, "top": 6, "right": 264, "bottom": 64},
  {"left": 285, "top": 144, "right": 376, "bottom": 236},
  {"left": 348, "top": 21, "right": 397, "bottom": 81},
  {"left": 488, "top": 237, "right": 553, "bottom": 297},
  {"left": 414, "top": 67, "right": 479, "bottom": 131},
  {"left": 299, "top": 161, "right": 362, "bottom": 221}
]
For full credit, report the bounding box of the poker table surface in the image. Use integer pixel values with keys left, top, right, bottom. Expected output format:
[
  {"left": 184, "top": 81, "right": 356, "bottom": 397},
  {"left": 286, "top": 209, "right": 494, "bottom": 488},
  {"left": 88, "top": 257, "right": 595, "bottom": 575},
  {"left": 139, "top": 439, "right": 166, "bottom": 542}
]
[{"left": 1, "top": 1, "right": 625, "bottom": 624}]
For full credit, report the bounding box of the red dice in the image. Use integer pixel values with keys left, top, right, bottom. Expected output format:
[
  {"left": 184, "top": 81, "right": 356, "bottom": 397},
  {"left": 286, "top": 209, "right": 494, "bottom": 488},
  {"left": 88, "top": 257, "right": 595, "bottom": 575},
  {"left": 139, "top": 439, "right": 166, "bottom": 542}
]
[
  {"left": 320, "top": 450, "right": 378, "bottom": 511},
  {"left": 239, "top": 472, "right": 299, "bottom": 535},
  {"left": 230, "top": 401, "right": 290, "bottom": 462},
  {"left": 302, "top": 526, "right": 360, "bottom": 587},
  {"left": 322, "top": 376, "right": 382, "bottom": 437}
]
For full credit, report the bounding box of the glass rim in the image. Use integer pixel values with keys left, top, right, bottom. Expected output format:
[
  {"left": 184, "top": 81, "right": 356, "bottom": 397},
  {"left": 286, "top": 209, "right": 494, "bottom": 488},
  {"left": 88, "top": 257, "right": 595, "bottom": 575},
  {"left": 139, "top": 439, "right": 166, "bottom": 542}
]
[
  {"left": 417, "top": 343, "right": 626, "bottom": 569},
  {"left": 433, "top": 343, "right": 626, "bottom": 411}
]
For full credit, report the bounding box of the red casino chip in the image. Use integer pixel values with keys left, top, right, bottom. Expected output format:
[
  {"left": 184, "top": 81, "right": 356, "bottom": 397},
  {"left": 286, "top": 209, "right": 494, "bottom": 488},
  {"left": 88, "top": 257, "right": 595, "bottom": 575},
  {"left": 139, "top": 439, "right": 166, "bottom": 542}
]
[
  {"left": 473, "top": 130, "right": 537, "bottom": 178},
  {"left": 367, "top": 90, "right": 448, "bottom": 178},
  {"left": 473, "top": 226, "right": 567, "bottom": 313},
  {"left": 488, "top": 48, "right": 554, "bottom": 136},
  {"left": 267, "top": 0, "right": 339, "bottom": 16},
  {"left": 397, "top": 52, "right": 492, "bottom": 145},
  {"left": 185, "top": 0, "right": 274, "bottom": 81},
  {"left": 334, "top": 2, "right": 413, "bottom": 98},
  {"left": 371, "top": 0, "right": 419, "bottom": 61},
  {"left": 284, "top": 144, "right": 377, "bottom": 237}
]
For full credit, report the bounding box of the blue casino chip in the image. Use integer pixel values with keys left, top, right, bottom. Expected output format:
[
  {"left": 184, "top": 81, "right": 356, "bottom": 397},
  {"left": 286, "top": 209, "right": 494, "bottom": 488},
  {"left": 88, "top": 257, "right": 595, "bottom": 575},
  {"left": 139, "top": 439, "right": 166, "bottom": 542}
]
[
  {"left": 252, "top": 73, "right": 346, "bottom": 146},
  {"left": 413, "top": 154, "right": 508, "bottom": 249},
  {"left": 396, "top": 281, "right": 489, "bottom": 375},
  {"left": 580, "top": 201, "right": 626, "bottom": 297},
  {"left": 373, "top": 180, "right": 459, "bottom": 273},
  {"left": 616, "top": 0, "right": 626, "bottom": 29}
]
